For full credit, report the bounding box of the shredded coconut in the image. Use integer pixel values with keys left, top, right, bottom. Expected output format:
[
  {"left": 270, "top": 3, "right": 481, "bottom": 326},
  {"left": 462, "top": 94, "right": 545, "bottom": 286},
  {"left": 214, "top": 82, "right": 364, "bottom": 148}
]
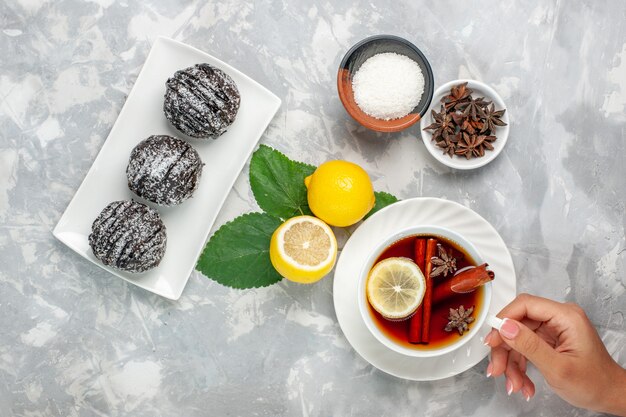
[{"left": 352, "top": 52, "right": 425, "bottom": 120}]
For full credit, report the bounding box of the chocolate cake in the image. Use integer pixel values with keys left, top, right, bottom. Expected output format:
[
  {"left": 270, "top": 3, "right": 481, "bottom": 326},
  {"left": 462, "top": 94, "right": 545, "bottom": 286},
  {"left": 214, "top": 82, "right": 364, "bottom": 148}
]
[
  {"left": 89, "top": 200, "right": 167, "bottom": 273},
  {"left": 163, "top": 63, "right": 240, "bottom": 139},
  {"left": 126, "top": 135, "right": 203, "bottom": 206}
]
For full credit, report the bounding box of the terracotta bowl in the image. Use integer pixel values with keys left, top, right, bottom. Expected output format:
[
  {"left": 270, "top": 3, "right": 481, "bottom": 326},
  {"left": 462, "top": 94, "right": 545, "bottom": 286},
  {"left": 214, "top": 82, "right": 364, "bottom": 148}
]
[{"left": 337, "top": 35, "right": 434, "bottom": 132}]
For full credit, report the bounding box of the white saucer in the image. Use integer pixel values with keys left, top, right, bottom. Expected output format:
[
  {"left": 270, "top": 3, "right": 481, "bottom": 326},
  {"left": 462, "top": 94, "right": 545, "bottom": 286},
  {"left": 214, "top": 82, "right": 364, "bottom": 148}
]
[{"left": 333, "top": 197, "right": 516, "bottom": 380}]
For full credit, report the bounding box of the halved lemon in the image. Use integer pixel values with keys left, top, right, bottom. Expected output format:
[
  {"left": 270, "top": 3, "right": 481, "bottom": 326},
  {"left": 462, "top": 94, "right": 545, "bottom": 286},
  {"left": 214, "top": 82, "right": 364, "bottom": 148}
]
[
  {"left": 366, "top": 257, "right": 426, "bottom": 320},
  {"left": 269, "top": 216, "right": 337, "bottom": 284}
]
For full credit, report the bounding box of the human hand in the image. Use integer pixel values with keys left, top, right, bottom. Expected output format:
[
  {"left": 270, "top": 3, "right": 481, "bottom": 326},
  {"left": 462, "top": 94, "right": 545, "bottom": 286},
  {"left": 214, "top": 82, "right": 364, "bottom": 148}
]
[{"left": 484, "top": 293, "right": 626, "bottom": 415}]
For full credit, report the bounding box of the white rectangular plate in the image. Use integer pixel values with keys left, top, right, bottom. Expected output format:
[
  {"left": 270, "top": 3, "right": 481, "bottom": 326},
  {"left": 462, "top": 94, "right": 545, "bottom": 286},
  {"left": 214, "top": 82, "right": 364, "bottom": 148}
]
[{"left": 53, "top": 37, "right": 281, "bottom": 300}]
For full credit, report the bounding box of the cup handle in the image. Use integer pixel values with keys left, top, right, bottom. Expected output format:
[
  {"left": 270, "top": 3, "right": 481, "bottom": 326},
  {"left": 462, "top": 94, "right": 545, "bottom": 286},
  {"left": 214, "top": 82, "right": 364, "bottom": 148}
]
[{"left": 485, "top": 314, "right": 504, "bottom": 331}]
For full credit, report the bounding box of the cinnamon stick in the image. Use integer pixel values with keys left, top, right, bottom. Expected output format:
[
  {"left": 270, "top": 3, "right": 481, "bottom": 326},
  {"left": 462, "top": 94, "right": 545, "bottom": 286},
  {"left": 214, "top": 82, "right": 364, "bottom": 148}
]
[
  {"left": 408, "top": 238, "right": 427, "bottom": 344},
  {"left": 421, "top": 238, "right": 438, "bottom": 343},
  {"left": 433, "top": 263, "right": 495, "bottom": 304}
]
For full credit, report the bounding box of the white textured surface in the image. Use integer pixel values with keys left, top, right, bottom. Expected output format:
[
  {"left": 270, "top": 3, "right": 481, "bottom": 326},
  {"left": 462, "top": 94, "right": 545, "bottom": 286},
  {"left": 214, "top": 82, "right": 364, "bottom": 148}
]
[{"left": 0, "top": 0, "right": 625, "bottom": 416}]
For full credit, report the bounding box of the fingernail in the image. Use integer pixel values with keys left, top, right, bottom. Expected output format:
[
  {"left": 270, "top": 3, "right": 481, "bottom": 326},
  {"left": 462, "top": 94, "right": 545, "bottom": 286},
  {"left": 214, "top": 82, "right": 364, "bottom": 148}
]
[
  {"left": 486, "top": 362, "right": 492, "bottom": 378},
  {"left": 522, "top": 387, "right": 531, "bottom": 402},
  {"left": 500, "top": 318, "right": 519, "bottom": 340},
  {"left": 506, "top": 379, "right": 513, "bottom": 396},
  {"left": 483, "top": 331, "right": 492, "bottom": 346}
]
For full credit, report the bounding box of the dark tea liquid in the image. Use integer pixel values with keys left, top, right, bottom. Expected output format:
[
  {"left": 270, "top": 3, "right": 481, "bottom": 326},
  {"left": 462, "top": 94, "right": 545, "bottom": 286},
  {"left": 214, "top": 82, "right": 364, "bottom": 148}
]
[{"left": 367, "top": 235, "right": 484, "bottom": 350}]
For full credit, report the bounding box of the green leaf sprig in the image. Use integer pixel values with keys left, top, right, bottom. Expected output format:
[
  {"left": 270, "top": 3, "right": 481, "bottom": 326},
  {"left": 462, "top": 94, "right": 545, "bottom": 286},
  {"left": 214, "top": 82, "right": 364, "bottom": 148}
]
[
  {"left": 196, "top": 145, "right": 399, "bottom": 289},
  {"left": 365, "top": 192, "right": 399, "bottom": 220},
  {"left": 196, "top": 213, "right": 282, "bottom": 289},
  {"left": 250, "top": 145, "right": 315, "bottom": 219}
]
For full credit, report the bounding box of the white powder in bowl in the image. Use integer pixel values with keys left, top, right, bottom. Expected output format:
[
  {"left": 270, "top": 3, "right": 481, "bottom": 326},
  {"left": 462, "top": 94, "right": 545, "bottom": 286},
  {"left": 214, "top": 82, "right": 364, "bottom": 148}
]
[{"left": 352, "top": 52, "right": 425, "bottom": 120}]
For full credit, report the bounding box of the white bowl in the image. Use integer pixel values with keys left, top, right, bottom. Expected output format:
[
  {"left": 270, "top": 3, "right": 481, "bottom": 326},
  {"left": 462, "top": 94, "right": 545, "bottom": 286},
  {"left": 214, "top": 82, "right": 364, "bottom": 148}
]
[
  {"left": 357, "top": 225, "right": 492, "bottom": 358},
  {"left": 419, "top": 79, "right": 510, "bottom": 170}
]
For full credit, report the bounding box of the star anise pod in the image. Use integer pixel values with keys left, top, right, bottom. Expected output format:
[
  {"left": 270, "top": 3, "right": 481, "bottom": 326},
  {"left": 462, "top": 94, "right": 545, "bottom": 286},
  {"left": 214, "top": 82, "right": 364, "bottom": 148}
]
[
  {"left": 461, "top": 96, "right": 489, "bottom": 121},
  {"left": 469, "top": 118, "right": 484, "bottom": 132},
  {"left": 423, "top": 106, "right": 455, "bottom": 140},
  {"left": 480, "top": 103, "right": 507, "bottom": 134},
  {"left": 445, "top": 305, "right": 475, "bottom": 335},
  {"left": 460, "top": 118, "right": 476, "bottom": 134},
  {"left": 430, "top": 244, "right": 457, "bottom": 277},
  {"left": 427, "top": 84, "right": 506, "bottom": 160},
  {"left": 450, "top": 112, "right": 467, "bottom": 126},
  {"left": 442, "top": 82, "right": 473, "bottom": 110},
  {"left": 478, "top": 135, "right": 497, "bottom": 154},
  {"left": 468, "top": 135, "right": 490, "bottom": 157},
  {"left": 436, "top": 132, "right": 460, "bottom": 158},
  {"left": 454, "top": 132, "right": 483, "bottom": 159}
]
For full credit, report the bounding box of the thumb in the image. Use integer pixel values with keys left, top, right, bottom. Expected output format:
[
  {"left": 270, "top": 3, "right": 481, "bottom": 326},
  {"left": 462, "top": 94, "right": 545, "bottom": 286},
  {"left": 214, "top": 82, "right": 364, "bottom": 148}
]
[{"left": 498, "top": 318, "right": 561, "bottom": 374}]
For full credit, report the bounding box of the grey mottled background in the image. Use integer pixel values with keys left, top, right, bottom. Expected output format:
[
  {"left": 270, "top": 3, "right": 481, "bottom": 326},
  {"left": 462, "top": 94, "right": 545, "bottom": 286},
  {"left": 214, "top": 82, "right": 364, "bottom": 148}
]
[{"left": 1, "top": 0, "right": 625, "bottom": 416}]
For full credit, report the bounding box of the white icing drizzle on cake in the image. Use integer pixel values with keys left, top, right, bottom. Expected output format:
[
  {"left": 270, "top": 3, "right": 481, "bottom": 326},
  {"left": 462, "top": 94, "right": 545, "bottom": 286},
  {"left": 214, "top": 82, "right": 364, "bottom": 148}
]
[
  {"left": 126, "top": 135, "right": 203, "bottom": 206},
  {"left": 88, "top": 200, "right": 167, "bottom": 273},
  {"left": 163, "top": 63, "right": 240, "bottom": 139}
]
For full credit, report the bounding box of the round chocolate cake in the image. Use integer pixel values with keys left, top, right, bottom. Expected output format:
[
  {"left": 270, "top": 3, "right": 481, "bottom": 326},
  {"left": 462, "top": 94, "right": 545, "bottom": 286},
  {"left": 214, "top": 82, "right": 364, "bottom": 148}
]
[
  {"left": 126, "top": 135, "right": 203, "bottom": 206},
  {"left": 163, "top": 63, "right": 241, "bottom": 139},
  {"left": 89, "top": 200, "right": 167, "bottom": 273}
]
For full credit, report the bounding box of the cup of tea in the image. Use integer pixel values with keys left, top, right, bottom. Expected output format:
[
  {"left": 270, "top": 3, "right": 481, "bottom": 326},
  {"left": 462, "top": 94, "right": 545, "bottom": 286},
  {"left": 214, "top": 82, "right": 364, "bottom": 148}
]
[{"left": 357, "top": 225, "right": 493, "bottom": 358}]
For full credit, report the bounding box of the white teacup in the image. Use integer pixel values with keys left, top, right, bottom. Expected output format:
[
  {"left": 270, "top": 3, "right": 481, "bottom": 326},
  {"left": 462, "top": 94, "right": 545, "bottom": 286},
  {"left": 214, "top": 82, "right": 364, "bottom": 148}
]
[{"left": 357, "top": 225, "right": 493, "bottom": 358}]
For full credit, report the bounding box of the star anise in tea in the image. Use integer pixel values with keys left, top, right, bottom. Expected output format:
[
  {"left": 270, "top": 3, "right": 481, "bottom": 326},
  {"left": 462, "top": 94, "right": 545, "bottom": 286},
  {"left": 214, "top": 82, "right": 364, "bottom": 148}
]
[
  {"left": 430, "top": 244, "right": 457, "bottom": 277},
  {"left": 445, "top": 305, "right": 475, "bottom": 335},
  {"left": 423, "top": 83, "right": 507, "bottom": 160}
]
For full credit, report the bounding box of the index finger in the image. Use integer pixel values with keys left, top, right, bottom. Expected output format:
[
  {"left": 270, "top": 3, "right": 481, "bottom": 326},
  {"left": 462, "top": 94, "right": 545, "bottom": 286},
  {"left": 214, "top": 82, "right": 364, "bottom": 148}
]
[
  {"left": 486, "top": 317, "right": 541, "bottom": 348},
  {"left": 496, "top": 293, "right": 566, "bottom": 323},
  {"left": 486, "top": 294, "right": 567, "bottom": 348}
]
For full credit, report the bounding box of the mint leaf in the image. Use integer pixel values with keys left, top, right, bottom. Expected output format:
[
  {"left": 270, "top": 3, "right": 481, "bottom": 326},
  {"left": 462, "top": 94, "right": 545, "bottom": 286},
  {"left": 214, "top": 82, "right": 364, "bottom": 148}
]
[
  {"left": 365, "top": 191, "right": 399, "bottom": 220},
  {"left": 250, "top": 145, "right": 316, "bottom": 220},
  {"left": 196, "top": 212, "right": 283, "bottom": 289}
]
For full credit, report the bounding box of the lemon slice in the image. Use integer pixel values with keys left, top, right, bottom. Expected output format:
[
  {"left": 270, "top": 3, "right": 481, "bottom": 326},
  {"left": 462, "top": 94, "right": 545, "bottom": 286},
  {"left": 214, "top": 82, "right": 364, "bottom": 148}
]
[
  {"left": 366, "top": 257, "right": 426, "bottom": 320},
  {"left": 269, "top": 216, "right": 337, "bottom": 284}
]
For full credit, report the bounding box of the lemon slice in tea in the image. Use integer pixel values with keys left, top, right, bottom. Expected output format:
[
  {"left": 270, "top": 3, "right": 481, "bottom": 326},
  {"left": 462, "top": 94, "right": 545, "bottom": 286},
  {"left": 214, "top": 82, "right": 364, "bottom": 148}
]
[
  {"left": 366, "top": 257, "right": 426, "bottom": 320},
  {"left": 269, "top": 215, "right": 337, "bottom": 284}
]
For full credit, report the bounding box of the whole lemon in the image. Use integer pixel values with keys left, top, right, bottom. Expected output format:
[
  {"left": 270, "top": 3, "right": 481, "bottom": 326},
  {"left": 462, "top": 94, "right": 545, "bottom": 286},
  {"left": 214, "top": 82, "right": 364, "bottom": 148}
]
[{"left": 304, "top": 160, "right": 375, "bottom": 227}]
